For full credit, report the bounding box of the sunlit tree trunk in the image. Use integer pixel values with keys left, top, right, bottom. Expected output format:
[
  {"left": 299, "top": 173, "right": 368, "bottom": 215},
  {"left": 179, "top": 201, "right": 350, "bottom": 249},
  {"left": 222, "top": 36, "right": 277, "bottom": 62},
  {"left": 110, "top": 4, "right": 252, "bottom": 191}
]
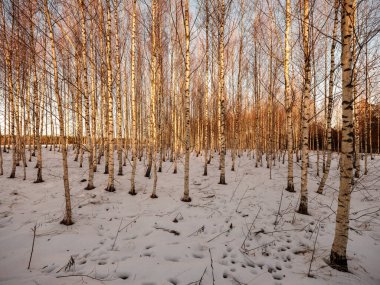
[
  {"left": 298, "top": 0, "right": 311, "bottom": 215},
  {"left": 79, "top": 0, "right": 95, "bottom": 190},
  {"left": 105, "top": 0, "right": 115, "bottom": 192},
  {"left": 150, "top": 0, "right": 158, "bottom": 198},
  {"left": 284, "top": 0, "right": 294, "bottom": 192},
  {"left": 182, "top": 0, "right": 192, "bottom": 202},
  {"left": 44, "top": 0, "right": 73, "bottom": 225},
  {"left": 90, "top": 32, "right": 97, "bottom": 172},
  {"left": 130, "top": 0, "right": 138, "bottom": 195},
  {"left": 114, "top": 0, "right": 123, "bottom": 176},
  {"left": 218, "top": 0, "right": 226, "bottom": 185}
]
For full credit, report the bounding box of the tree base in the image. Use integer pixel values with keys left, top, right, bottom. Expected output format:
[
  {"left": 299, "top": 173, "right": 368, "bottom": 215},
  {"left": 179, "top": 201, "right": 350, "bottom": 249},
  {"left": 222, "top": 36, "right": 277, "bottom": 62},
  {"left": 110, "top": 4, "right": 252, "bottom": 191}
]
[
  {"left": 181, "top": 196, "right": 192, "bottom": 202},
  {"left": 173, "top": 168, "right": 177, "bottom": 174},
  {"left": 34, "top": 178, "right": 44, "bottom": 183},
  {"left": 60, "top": 218, "right": 74, "bottom": 226},
  {"left": 85, "top": 185, "right": 95, "bottom": 190},
  {"left": 129, "top": 190, "right": 137, "bottom": 196},
  {"left": 285, "top": 183, "right": 295, "bottom": 193},
  {"left": 203, "top": 168, "right": 207, "bottom": 176},
  {"left": 297, "top": 203, "right": 309, "bottom": 215},
  {"left": 118, "top": 171, "right": 123, "bottom": 176},
  {"left": 330, "top": 251, "right": 348, "bottom": 272},
  {"left": 145, "top": 167, "right": 151, "bottom": 178},
  {"left": 105, "top": 185, "right": 116, "bottom": 192},
  {"left": 150, "top": 193, "right": 158, "bottom": 199}
]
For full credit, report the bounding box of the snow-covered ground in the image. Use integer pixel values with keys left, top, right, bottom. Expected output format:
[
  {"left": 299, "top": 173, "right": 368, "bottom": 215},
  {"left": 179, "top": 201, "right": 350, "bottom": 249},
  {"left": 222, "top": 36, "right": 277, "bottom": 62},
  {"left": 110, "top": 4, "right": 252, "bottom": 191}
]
[{"left": 0, "top": 148, "right": 379, "bottom": 285}]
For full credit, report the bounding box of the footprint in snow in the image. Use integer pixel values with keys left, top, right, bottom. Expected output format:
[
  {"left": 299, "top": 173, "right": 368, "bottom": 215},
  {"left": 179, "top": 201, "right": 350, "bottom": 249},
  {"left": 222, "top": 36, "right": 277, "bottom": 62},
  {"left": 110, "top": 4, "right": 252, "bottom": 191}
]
[
  {"left": 164, "top": 256, "right": 180, "bottom": 262},
  {"left": 192, "top": 252, "right": 204, "bottom": 259}
]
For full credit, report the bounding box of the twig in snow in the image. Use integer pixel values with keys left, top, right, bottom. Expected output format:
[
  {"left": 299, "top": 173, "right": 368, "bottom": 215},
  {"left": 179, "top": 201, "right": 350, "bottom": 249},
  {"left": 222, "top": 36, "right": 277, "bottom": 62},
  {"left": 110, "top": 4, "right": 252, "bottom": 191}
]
[
  {"left": 119, "top": 218, "right": 138, "bottom": 232},
  {"left": 56, "top": 274, "right": 117, "bottom": 281},
  {"left": 209, "top": 248, "right": 215, "bottom": 285},
  {"left": 292, "top": 196, "right": 300, "bottom": 224},
  {"left": 235, "top": 186, "right": 250, "bottom": 213},
  {"left": 350, "top": 208, "right": 380, "bottom": 221},
  {"left": 241, "top": 207, "right": 261, "bottom": 250},
  {"left": 241, "top": 240, "right": 275, "bottom": 254},
  {"left": 56, "top": 256, "right": 75, "bottom": 273},
  {"left": 274, "top": 190, "right": 284, "bottom": 226},
  {"left": 207, "top": 223, "right": 233, "bottom": 243},
  {"left": 27, "top": 223, "right": 37, "bottom": 270},
  {"left": 232, "top": 276, "right": 247, "bottom": 285},
  {"left": 308, "top": 224, "right": 320, "bottom": 277},
  {"left": 187, "top": 225, "right": 205, "bottom": 237},
  {"left": 229, "top": 174, "right": 245, "bottom": 202},
  {"left": 154, "top": 225, "right": 180, "bottom": 236},
  {"left": 185, "top": 267, "right": 207, "bottom": 285},
  {"left": 111, "top": 218, "right": 124, "bottom": 250}
]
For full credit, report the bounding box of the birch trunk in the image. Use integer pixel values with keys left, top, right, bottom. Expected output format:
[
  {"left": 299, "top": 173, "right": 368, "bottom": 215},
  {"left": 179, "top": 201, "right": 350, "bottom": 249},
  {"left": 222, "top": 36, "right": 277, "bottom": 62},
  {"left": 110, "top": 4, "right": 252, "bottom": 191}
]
[
  {"left": 105, "top": 0, "right": 115, "bottom": 192},
  {"left": 114, "top": 0, "right": 123, "bottom": 176},
  {"left": 80, "top": 0, "right": 95, "bottom": 190},
  {"left": 330, "top": 0, "right": 355, "bottom": 272},
  {"left": 182, "top": 0, "right": 192, "bottom": 202},
  {"left": 284, "top": 0, "right": 294, "bottom": 192},
  {"left": 129, "top": 0, "right": 137, "bottom": 195},
  {"left": 44, "top": 0, "right": 73, "bottom": 225},
  {"left": 150, "top": 0, "right": 158, "bottom": 198},
  {"left": 203, "top": 0, "right": 209, "bottom": 176},
  {"left": 298, "top": 0, "right": 311, "bottom": 215},
  {"left": 218, "top": 0, "right": 226, "bottom": 185}
]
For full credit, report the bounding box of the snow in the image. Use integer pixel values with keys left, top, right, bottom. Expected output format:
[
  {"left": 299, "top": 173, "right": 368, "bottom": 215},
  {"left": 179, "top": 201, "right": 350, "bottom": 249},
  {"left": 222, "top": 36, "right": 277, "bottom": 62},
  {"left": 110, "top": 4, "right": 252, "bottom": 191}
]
[{"left": 0, "top": 148, "right": 379, "bottom": 285}]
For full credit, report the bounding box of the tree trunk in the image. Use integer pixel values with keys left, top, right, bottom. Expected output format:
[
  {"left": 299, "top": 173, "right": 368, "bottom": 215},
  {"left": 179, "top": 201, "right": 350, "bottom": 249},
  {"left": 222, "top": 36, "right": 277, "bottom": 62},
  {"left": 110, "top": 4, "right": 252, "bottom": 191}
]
[
  {"left": 44, "top": 0, "right": 73, "bottom": 225},
  {"left": 218, "top": 0, "right": 226, "bottom": 185},
  {"left": 80, "top": 0, "right": 95, "bottom": 190},
  {"left": 330, "top": 0, "right": 355, "bottom": 272},
  {"left": 284, "top": 0, "right": 294, "bottom": 192},
  {"left": 130, "top": 0, "right": 137, "bottom": 195},
  {"left": 298, "top": 0, "right": 311, "bottom": 215},
  {"left": 105, "top": 0, "right": 115, "bottom": 192},
  {"left": 150, "top": 0, "right": 158, "bottom": 198},
  {"left": 182, "top": 0, "right": 191, "bottom": 202}
]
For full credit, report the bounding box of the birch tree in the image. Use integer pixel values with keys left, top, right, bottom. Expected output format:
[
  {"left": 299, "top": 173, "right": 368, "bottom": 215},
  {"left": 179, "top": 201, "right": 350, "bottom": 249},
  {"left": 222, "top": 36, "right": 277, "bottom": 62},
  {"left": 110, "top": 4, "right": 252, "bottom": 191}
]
[{"left": 330, "top": 0, "right": 355, "bottom": 272}]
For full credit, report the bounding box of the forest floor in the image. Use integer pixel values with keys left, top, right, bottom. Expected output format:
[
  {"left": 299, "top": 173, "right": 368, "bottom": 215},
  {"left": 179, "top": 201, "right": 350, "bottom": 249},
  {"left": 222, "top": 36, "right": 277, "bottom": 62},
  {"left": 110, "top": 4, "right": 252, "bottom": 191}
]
[{"left": 0, "top": 148, "right": 379, "bottom": 285}]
